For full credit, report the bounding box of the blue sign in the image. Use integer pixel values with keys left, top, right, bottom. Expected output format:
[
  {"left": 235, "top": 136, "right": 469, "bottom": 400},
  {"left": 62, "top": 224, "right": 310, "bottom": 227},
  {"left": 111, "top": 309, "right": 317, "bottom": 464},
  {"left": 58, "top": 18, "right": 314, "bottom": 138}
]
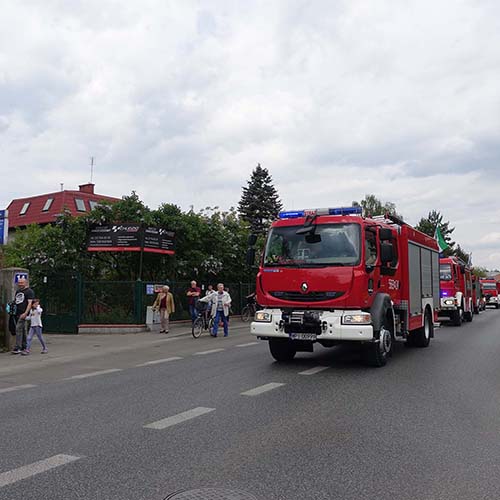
[
  {"left": 146, "top": 284, "right": 155, "bottom": 295},
  {"left": 0, "top": 218, "right": 7, "bottom": 245},
  {"left": 0, "top": 210, "right": 7, "bottom": 218},
  {"left": 14, "top": 273, "right": 28, "bottom": 284}
]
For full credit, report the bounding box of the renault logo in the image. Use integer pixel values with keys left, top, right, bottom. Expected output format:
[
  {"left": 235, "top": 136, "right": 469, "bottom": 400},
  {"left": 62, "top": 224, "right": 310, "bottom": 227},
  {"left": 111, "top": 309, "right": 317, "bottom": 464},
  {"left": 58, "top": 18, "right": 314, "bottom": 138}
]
[{"left": 301, "top": 282, "right": 309, "bottom": 294}]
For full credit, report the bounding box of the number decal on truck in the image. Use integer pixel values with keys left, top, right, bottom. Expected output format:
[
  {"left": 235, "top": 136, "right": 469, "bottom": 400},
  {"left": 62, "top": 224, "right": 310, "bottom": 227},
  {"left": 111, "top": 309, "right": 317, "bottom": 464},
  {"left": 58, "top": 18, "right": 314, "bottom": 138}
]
[{"left": 388, "top": 279, "right": 400, "bottom": 290}]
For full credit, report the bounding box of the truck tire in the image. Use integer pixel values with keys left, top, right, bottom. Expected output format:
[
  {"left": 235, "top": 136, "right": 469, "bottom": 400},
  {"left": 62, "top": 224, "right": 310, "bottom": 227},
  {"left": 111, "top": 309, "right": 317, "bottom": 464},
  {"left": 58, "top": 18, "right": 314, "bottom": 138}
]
[
  {"left": 464, "top": 308, "right": 473, "bottom": 322},
  {"left": 364, "top": 325, "right": 391, "bottom": 367},
  {"left": 451, "top": 308, "right": 462, "bottom": 327},
  {"left": 496, "top": 303, "right": 499, "bottom": 309},
  {"left": 411, "top": 309, "right": 432, "bottom": 348},
  {"left": 269, "top": 339, "right": 296, "bottom": 362}
]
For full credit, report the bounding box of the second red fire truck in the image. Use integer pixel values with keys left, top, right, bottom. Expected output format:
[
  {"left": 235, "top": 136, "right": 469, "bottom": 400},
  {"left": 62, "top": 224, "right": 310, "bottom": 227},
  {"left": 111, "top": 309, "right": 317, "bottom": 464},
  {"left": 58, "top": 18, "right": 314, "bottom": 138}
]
[
  {"left": 249, "top": 207, "right": 440, "bottom": 367},
  {"left": 439, "top": 256, "right": 473, "bottom": 325}
]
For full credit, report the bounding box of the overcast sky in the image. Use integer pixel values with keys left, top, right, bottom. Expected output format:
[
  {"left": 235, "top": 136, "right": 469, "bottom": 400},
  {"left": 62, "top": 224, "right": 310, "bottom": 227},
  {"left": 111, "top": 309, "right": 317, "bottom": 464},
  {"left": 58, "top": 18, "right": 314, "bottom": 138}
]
[{"left": 1, "top": 1, "right": 500, "bottom": 268}]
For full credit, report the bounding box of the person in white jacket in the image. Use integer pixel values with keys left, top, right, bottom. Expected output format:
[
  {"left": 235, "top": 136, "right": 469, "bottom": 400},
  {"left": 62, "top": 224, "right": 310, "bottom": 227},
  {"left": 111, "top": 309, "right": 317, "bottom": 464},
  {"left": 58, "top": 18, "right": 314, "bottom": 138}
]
[
  {"left": 200, "top": 283, "right": 232, "bottom": 337},
  {"left": 22, "top": 299, "right": 48, "bottom": 354}
]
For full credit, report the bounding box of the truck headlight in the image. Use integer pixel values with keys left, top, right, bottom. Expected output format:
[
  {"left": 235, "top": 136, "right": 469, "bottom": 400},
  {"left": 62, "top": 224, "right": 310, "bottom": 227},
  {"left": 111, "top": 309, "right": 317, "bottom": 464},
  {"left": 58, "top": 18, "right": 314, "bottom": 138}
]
[
  {"left": 254, "top": 311, "right": 272, "bottom": 322},
  {"left": 444, "top": 299, "right": 455, "bottom": 306},
  {"left": 342, "top": 313, "right": 371, "bottom": 325}
]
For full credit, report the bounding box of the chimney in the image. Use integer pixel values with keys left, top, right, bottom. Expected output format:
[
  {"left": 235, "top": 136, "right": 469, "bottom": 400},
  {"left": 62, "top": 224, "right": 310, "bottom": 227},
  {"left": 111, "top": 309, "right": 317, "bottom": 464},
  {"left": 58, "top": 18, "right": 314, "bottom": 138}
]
[{"left": 79, "top": 183, "right": 95, "bottom": 194}]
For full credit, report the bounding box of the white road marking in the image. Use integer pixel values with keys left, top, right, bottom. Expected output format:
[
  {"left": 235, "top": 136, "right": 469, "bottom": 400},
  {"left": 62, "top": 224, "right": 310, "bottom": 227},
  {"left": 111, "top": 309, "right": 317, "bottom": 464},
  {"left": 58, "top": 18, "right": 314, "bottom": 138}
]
[
  {"left": 0, "top": 384, "right": 37, "bottom": 394},
  {"left": 0, "top": 454, "right": 81, "bottom": 488},
  {"left": 235, "top": 342, "right": 259, "bottom": 347},
  {"left": 65, "top": 369, "right": 122, "bottom": 380},
  {"left": 136, "top": 357, "right": 183, "bottom": 367},
  {"left": 144, "top": 407, "right": 215, "bottom": 430},
  {"left": 299, "top": 366, "right": 330, "bottom": 375},
  {"left": 193, "top": 349, "right": 225, "bottom": 356},
  {"left": 241, "top": 382, "right": 285, "bottom": 396}
]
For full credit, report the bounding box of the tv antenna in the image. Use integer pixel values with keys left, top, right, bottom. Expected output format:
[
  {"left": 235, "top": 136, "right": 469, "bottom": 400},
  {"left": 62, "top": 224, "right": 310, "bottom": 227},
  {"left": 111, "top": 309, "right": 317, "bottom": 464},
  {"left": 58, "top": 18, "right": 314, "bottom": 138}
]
[{"left": 90, "top": 156, "right": 95, "bottom": 183}]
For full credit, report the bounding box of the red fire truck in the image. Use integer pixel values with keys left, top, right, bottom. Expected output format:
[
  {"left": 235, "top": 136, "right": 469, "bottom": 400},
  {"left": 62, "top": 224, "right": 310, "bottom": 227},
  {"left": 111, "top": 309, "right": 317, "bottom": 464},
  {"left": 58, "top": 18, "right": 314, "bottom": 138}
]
[
  {"left": 439, "top": 256, "right": 473, "bottom": 325},
  {"left": 249, "top": 207, "right": 440, "bottom": 367},
  {"left": 472, "top": 275, "right": 485, "bottom": 314},
  {"left": 479, "top": 278, "right": 499, "bottom": 309}
]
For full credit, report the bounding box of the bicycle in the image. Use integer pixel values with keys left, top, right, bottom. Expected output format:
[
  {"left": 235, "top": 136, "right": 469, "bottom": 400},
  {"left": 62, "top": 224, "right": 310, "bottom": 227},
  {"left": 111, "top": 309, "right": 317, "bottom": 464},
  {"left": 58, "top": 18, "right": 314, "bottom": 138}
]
[
  {"left": 241, "top": 294, "right": 259, "bottom": 322},
  {"left": 192, "top": 305, "right": 214, "bottom": 338}
]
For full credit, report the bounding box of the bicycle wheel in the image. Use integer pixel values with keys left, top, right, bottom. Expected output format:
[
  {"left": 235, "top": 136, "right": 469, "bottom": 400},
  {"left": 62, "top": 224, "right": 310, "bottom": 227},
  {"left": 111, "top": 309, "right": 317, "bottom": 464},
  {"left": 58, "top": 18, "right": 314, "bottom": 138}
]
[
  {"left": 208, "top": 317, "right": 214, "bottom": 334},
  {"left": 192, "top": 317, "right": 204, "bottom": 338},
  {"left": 241, "top": 305, "right": 252, "bottom": 322}
]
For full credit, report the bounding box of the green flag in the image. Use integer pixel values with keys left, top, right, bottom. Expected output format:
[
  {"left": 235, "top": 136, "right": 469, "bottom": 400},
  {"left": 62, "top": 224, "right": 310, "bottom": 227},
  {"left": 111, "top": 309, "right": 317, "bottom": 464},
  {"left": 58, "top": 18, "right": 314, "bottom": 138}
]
[{"left": 434, "top": 226, "right": 449, "bottom": 252}]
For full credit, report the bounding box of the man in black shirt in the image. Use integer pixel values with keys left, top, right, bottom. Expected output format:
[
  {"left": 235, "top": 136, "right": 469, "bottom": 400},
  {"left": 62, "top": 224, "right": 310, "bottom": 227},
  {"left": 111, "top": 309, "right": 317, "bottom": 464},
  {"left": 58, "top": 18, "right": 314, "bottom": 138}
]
[{"left": 12, "top": 277, "right": 35, "bottom": 354}]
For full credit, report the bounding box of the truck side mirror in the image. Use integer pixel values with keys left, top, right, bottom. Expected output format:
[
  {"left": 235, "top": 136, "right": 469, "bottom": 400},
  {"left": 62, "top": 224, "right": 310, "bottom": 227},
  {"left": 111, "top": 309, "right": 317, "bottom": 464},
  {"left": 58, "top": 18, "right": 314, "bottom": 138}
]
[
  {"left": 379, "top": 228, "right": 393, "bottom": 241},
  {"left": 380, "top": 242, "right": 394, "bottom": 265},
  {"left": 248, "top": 234, "right": 257, "bottom": 246},
  {"left": 246, "top": 247, "right": 256, "bottom": 266}
]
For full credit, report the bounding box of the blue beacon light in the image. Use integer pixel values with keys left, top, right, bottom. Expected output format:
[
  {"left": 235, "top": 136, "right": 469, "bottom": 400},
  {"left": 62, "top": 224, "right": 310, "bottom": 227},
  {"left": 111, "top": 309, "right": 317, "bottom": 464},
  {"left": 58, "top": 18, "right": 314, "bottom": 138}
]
[{"left": 278, "top": 206, "right": 362, "bottom": 219}]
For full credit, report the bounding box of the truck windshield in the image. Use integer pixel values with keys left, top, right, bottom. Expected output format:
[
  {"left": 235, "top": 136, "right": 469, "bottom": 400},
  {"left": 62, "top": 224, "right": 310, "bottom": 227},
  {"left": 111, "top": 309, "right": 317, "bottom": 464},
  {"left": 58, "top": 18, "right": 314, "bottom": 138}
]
[
  {"left": 440, "top": 264, "right": 452, "bottom": 281},
  {"left": 264, "top": 223, "right": 361, "bottom": 267},
  {"left": 482, "top": 283, "right": 497, "bottom": 290}
]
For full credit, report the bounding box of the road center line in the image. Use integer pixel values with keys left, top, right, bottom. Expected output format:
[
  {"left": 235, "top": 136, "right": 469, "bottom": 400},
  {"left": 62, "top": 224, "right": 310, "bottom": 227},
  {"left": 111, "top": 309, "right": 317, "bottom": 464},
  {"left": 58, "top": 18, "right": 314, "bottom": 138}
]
[
  {"left": 299, "top": 366, "right": 330, "bottom": 375},
  {"left": 136, "top": 357, "right": 183, "bottom": 367},
  {"left": 144, "top": 407, "right": 215, "bottom": 430},
  {"left": 0, "top": 454, "right": 81, "bottom": 488},
  {"left": 0, "top": 384, "right": 37, "bottom": 394},
  {"left": 235, "top": 342, "right": 259, "bottom": 347},
  {"left": 241, "top": 382, "right": 285, "bottom": 396},
  {"left": 65, "top": 369, "right": 122, "bottom": 380},
  {"left": 193, "top": 349, "right": 225, "bottom": 356}
]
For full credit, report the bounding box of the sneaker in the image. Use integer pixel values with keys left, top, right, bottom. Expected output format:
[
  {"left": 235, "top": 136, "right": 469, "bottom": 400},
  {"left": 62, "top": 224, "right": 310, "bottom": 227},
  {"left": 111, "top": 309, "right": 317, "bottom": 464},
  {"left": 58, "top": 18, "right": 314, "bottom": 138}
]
[
  {"left": 159, "top": 330, "right": 165, "bottom": 333},
  {"left": 164, "top": 330, "right": 169, "bottom": 334},
  {"left": 21, "top": 350, "right": 30, "bottom": 355},
  {"left": 11, "top": 348, "right": 20, "bottom": 354},
  {"left": 41, "top": 349, "right": 48, "bottom": 354}
]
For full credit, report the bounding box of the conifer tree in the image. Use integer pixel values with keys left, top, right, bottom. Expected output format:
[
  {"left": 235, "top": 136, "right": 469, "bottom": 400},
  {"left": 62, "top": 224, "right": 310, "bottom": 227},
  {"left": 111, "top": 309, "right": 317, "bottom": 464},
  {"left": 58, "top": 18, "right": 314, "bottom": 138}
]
[
  {"left": 238, "top": 164, "right": 283, "bottom": 235},
  {"left": 415, "top": 210, "right": 456, "bottom": 257}
]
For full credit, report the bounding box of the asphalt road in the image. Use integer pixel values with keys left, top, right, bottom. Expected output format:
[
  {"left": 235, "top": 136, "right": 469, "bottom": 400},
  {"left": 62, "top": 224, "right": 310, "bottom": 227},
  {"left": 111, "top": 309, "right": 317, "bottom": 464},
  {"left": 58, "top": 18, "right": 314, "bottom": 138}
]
[{"left": 1, "top": 309, "right": 500, "bottom": 500}]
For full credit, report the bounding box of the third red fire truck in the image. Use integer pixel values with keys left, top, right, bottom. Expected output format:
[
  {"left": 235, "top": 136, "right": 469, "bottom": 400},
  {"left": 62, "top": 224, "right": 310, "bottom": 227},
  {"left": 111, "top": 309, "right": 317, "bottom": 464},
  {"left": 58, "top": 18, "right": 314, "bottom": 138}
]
[
  {"left": 249, "top": 207, "right": 440, "bottom": 367},
  {"left": 439, "top": 256, "right": 473, "bottom": 325},
  {"left": 480, "top": 278, "right": 499, "bottom": 309}
]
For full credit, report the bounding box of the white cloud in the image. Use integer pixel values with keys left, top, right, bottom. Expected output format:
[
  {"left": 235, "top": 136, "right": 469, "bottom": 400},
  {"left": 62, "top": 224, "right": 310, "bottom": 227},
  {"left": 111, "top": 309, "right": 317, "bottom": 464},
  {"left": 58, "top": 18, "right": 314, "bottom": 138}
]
[{"left": 1, "top": 0, "right": 500, "bottom": 268}]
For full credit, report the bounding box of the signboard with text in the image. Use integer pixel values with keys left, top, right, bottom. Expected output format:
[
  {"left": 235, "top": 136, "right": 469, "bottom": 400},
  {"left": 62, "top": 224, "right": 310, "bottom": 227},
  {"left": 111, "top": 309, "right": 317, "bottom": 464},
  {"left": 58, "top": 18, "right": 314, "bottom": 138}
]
[
  {"left": 87, "top": 224, "right": 175, "bottom": 255},
  {"left": 0, "top": 209, "right": 8, "bottom": 245}
]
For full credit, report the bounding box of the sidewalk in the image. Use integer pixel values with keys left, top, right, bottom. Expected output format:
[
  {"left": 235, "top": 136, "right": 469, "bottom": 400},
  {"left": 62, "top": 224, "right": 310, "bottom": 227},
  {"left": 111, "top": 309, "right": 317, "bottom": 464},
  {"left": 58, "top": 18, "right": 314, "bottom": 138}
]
[{"left": 0, "top": 319, "right": 250, "bottom": 376}]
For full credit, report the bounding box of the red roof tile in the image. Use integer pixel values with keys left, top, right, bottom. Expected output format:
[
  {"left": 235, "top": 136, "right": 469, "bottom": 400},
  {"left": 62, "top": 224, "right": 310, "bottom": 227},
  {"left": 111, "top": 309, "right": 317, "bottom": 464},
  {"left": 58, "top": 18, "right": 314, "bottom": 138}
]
[{"left": 7, "top": 187, "right": 120, "bottom": 229}]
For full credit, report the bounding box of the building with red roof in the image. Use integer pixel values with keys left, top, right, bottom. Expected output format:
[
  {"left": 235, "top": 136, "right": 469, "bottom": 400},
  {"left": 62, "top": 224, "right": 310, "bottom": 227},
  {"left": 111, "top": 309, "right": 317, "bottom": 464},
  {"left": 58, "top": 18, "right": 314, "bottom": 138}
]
[{"left": 6, "top": 183, "right": 120, "bottom": 231}]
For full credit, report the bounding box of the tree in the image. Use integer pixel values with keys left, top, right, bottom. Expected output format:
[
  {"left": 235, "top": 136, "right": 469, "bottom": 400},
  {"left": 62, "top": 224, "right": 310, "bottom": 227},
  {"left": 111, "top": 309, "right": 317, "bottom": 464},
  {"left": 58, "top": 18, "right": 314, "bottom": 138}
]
[
  {"left": 352, "top": 194, "right": 401, "bottom": 218},
  {"left": 238, "top": 164, "right": 282, "bottom": 235},
  {"left": 415, "top": 210, "right": 455, "bottom": 257}
]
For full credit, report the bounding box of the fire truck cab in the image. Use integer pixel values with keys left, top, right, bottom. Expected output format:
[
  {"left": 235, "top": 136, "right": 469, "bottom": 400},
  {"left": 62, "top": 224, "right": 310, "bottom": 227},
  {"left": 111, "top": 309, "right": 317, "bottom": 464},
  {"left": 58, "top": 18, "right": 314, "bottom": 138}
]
[
  {"left": 480, "top": 278, "right": 499, "bottom": 309},
  {"left": 250, "top": 207, "right": 440, "bottom": 367},
  {"left": 439, "top": 256, "right": 473, "bottom": 325}
]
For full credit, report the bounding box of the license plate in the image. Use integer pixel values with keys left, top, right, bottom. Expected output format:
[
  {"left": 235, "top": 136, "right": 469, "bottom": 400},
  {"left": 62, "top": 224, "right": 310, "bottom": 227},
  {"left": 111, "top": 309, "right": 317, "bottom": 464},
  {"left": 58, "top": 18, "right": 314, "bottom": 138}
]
[{"left": 289, "top": 333, "right": 317, "bottom": 341}]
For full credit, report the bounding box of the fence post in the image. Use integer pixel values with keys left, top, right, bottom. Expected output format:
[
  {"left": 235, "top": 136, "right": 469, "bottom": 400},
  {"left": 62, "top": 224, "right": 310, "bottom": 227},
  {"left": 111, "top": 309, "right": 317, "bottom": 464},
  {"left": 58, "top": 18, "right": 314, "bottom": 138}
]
[
  {"left": 135, "top": 280, "right": 144, "bottom": 324},
  {"left": 76, "top": 273, "right": 83, "bottom": 331}
]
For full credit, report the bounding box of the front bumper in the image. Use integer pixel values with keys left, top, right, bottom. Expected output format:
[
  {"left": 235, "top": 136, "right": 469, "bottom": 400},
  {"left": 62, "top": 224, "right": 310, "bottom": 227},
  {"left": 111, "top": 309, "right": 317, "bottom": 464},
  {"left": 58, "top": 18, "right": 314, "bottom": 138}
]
[
  {"left": 485, "top": 296, "right": 498, "bottom": 304},
  {"left": 251, "top": 309, "right": 374, "bottom": 342},
  {"left": 440, "top": 298, "right": 458, "bottom": 310}
]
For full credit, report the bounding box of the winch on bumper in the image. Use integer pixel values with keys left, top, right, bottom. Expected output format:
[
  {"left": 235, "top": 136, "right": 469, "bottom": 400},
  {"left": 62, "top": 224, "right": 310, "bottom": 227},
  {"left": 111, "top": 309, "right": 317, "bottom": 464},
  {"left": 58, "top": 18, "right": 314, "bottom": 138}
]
[{"left": 250, "top": 309, "right": 374, "bottom": 342}]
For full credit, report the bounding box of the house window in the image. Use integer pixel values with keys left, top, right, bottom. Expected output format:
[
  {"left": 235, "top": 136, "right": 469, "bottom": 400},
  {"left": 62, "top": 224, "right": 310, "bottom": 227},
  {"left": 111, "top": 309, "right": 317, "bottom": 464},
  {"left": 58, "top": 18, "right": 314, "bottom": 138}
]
[
  {"left": 42, "top": 198, "right": 53, "bottom": 211},
  {"left": 89, "top": 200, "right": 99, "bottom": 210},
  {"left": 19, "top": 202, "right": 30, "bottom": 215},
  {"left": 75, "top": 199, "right": 86, "bottom": 212}
]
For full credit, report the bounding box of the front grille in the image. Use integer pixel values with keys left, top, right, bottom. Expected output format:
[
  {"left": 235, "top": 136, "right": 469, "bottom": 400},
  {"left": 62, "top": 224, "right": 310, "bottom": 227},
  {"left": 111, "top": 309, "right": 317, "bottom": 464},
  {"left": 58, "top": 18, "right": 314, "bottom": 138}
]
[{"left": 270, "top": 291, "right": 344, "bottom": 302}]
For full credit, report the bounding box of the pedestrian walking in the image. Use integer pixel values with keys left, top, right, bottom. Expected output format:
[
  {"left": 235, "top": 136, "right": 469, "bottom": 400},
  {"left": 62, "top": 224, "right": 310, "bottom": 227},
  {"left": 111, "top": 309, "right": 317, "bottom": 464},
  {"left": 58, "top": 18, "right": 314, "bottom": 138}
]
[
  {"left": 205, "top": 284, "right": 215, "bottom": 297},
  {"left": 201, "top": 283, "right": 231, "bottom": 337},
  {"left": 152, "top": 285, "right": 175, "bottom": 333},
  {"left": 186, "top": 280, "right": 201, "bottom": 322},
  {"left": 11, "top": 278, "right": 35, "bottom": 354},
  {"left": 22, "top": 299, "right": 48, "bottom": 354}
]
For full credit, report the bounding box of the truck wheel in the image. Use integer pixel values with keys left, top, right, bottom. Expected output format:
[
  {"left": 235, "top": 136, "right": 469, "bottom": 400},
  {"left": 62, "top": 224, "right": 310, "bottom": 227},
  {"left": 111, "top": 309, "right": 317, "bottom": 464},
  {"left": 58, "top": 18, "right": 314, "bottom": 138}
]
[
  {"left": 464, "top": 309, "right": 473, "bottom": 322},
  {"left": 364, "top": 326, "right": 391, "bottom": 367},
  {"left": 412, "top": 309, "right": 432, "bottom": 347},
  {"left": 474, "top": 305, "right": 479, "bottom": 315},
  {"left": 269, "top": 339, "right": 296, "bottom": 362},
  {"left": 451, "top": 308, "right": 462, "bottom": 327},
  {"left": 496, "top": 304, "right": 499, "bottom": 309}
]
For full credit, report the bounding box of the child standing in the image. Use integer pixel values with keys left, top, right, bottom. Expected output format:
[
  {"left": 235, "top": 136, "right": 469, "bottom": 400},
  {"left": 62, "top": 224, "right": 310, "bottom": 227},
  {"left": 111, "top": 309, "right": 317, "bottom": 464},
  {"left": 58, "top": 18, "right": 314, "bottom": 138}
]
[{"left": 22, "top": 299, "right": 48, "bottom": 355}]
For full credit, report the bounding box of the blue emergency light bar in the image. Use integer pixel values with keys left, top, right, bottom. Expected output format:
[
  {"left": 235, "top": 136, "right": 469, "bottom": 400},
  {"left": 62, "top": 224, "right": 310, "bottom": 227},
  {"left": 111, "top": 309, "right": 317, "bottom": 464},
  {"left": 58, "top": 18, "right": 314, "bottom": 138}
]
[{"left": 278, "top": 206, "right": 362, "bottom": 219}]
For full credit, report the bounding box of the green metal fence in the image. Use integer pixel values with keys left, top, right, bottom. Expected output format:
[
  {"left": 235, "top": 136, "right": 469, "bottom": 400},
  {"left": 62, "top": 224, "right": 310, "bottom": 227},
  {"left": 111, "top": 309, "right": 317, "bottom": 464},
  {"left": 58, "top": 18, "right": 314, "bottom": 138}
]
[{"left": 32, "top": 274, "right": 255, "bottom": 333}]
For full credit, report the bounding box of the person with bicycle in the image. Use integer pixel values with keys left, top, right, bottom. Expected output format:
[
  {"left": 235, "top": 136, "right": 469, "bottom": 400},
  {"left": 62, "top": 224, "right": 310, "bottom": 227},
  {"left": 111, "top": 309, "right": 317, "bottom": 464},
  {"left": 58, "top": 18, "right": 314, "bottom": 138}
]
[{"left": 200, "top": 283, "right": 232, "bottom": 337}]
